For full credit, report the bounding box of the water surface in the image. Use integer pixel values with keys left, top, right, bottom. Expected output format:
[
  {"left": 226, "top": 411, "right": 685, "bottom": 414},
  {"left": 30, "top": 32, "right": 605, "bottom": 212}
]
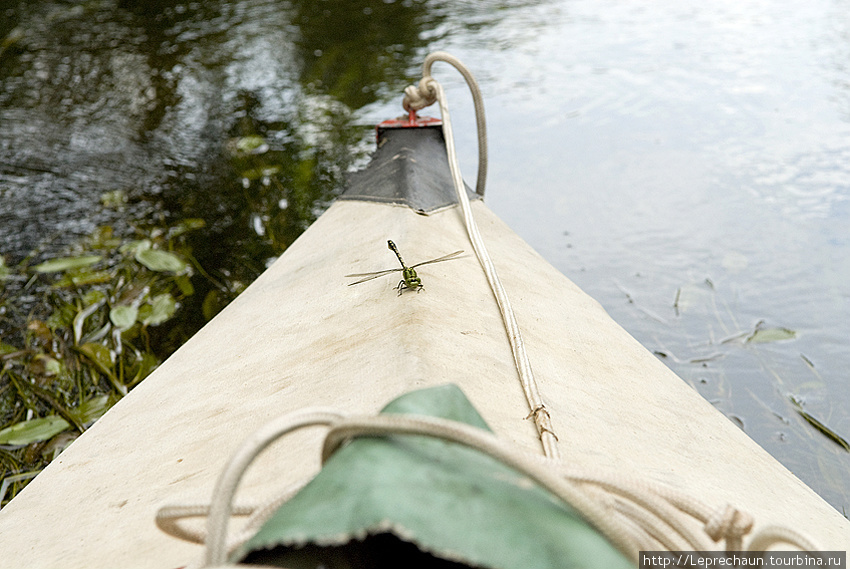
[
  {"left": 1, "top": 0, "right": 848, "bottom": 512},
  {"left": 420, "top": 0, "right": 850, "bottom": 511}
]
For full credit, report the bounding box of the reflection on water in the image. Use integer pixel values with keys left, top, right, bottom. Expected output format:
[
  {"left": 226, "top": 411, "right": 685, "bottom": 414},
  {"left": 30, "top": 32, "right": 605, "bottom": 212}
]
[{"left": 1, "top": 0, "right": 848, "bottom": 513}]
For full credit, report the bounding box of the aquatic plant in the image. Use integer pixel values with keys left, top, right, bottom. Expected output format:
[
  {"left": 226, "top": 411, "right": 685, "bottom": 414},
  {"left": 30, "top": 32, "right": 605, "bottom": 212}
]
[{"left": 0, "top": 220, "right": 228, "bottom": 506}]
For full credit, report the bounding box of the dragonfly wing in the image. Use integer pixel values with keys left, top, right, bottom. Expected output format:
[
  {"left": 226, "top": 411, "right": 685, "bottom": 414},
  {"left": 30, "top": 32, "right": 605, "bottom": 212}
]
[
  {"left": 410, "top": 250, "right": 464, "bottom": 269},
  {"left": 345, "top": 268, "right": 402, "bottom": 285}
]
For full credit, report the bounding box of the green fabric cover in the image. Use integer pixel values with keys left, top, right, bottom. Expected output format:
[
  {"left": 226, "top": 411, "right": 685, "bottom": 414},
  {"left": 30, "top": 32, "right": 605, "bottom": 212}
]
[{"left": 233, "top": 384, "right": 633, "bottom": 569}]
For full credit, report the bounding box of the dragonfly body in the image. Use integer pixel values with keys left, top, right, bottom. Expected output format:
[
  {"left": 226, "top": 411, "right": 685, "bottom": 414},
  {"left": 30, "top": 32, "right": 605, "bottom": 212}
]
[
  {"left": 389, "top": 239, "right": 423, "bottom": 293},
  {"left": 346, "top": 240, "right": 463, "bottom": 295}
]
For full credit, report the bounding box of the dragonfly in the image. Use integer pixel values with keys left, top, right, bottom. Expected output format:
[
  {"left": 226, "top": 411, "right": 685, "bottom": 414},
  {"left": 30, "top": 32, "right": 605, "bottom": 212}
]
[{"left": 346, "top": 240, "right": 464, "bottom": 295}]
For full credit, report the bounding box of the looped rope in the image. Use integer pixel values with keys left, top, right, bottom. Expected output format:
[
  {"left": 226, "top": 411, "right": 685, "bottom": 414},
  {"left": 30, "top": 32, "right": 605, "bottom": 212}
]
[
  {"left": 156, "top": 409, "right": 823, "bottom": 568},
  {"left": 402, "top": 77, "right": 437, "bottom": 112},
  {"left": 704, "top": 505, "right": 754, "bottom": 550},
  {"left": 403, "top": 51, "right": 487, "bottom": 197}
]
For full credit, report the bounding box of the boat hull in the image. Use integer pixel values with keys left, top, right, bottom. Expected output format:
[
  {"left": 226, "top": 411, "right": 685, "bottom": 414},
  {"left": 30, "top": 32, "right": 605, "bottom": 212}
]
[{"left": 0, "top": 199, "right": 847, "bottom": 568}]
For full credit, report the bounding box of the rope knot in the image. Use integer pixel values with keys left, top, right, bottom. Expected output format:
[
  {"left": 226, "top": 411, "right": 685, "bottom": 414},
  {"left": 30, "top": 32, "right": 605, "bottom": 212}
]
[
  {"left": 525, "top": 405, "right": 549, "bottom": 422},
  {"left": 525, "top": 405, "right": 559, "bottom": 442},
  {"left": 705, "top": 505, "right": 754, "bottom": 550},
  {"left": 402, "top": 77, "right": 438, "bottom": 112}
]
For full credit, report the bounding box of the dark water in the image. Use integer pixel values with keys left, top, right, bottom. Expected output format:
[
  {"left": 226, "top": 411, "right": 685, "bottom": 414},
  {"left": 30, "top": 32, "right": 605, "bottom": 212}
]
[{"left": 1, "top": 0, "right": 848, "bottom": 512}]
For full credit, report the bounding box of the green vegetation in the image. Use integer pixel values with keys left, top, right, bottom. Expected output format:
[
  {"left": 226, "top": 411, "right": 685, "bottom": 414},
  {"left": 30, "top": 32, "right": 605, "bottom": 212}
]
[
  {"left": 0, "top": 220, "right": 234, "bottom": 506},
  {"left": 0, "top": 102, "right": 367, "bottom": 509}
]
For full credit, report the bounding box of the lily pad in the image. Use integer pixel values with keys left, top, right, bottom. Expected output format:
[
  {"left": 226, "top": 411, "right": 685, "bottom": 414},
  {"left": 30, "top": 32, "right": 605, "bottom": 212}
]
[
  {"left": 33, "top": 255, "right": 102, "bottom": 273},
  {"left": 0, "top": 415, "right": 70, "bottom": 446}
]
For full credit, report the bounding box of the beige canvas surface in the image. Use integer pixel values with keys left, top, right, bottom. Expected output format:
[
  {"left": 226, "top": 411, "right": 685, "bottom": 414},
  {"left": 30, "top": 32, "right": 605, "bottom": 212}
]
[{"left": 0, "top": 200, "right": 846, "bottom": 568}]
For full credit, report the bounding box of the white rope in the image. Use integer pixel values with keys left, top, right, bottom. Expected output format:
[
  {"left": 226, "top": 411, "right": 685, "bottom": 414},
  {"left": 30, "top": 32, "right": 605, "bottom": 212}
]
[
  {"left": 157, "top": 409, "right": 822, "bottom": 567},
  {"left": 156, "top": 482, "right": 306, "bottom": 548},
  {"left": 201, "top": 409, "right": 345, "bottom": 567},
  {"left": 404, "top": 52, "right": 559, "bottom": 458},
  {"left": 403, "top": 52, "right": 487, "bottom": 196}
]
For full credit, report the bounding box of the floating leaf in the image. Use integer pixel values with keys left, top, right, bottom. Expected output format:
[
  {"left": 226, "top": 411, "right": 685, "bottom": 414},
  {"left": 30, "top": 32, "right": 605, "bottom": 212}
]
[
  {"left": 76, "top": 342, "right": 115, "bottom": 378},
  {"left": 129, "top": 353, "right": 158, "bottom": 386},
  {"left": 0, "top": 416, "right": 70, "bottom": 446},
  {"left": 169, "top": 218, "right": 206, "bottom": 238},
  {"left": 34, "top": 354, "right": 62, "bottom": 376},
  {"left": 78, "top": 395, "right": 112, "bottom": 424},
  {"left": 33, "top": 255, "right": 101, "bottom": 273},
  {"left": 41, "top": 432, "right": 78, "bottom": 461},
  {"left": 135, "top": 249, "right": 188, "bottom": 273},
  {"left": 27, "top": 320, "right": 52, "bottom": 343},
  {"left": 120, "top": 239, "right": 151, "bottom": 256},
  {"left": 45, "top": 302, "right": 76, "bottom": 331},
  {"left": 140, "top": 293, "right": 176, "bottom": 326},
  {"left": 202, "top": 290, "right": 222, "bottom": 321},
  {"left": 174, "top": 274, "right": 194, "bottom": 296},
  {"left": 109, "top": 305, "right": 138, "bottom": 331},
  {"left": 53, "top": 269, "right": 114, "bottom": 288},
  {"left": 746, "top": 326, "right": 797, "bottom": 344},
  {"left": 82, "top": 290, "right": 107, "bottom": 306},
  {"left": 235, "top": 135, "right": 268, "bottom": 154}
]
